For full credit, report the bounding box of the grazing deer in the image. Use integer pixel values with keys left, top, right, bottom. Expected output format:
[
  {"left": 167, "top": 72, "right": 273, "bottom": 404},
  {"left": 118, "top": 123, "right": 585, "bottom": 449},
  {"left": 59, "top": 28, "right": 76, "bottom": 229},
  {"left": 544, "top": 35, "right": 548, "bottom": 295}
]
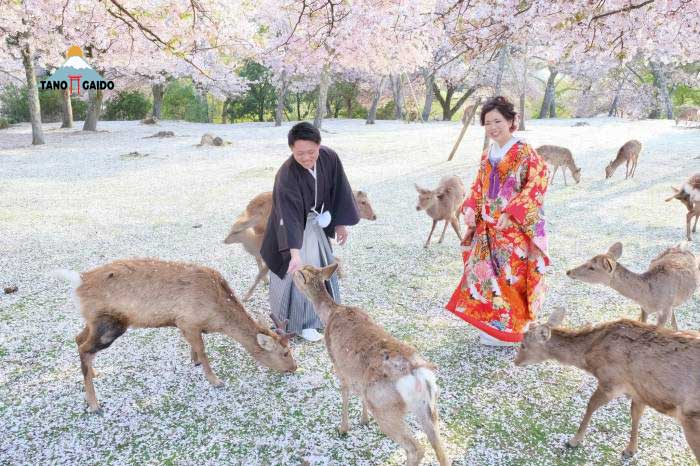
[
  {"left": 54, "top": 259, "right": 297, "bottom": 413},
  {"left": 224, "top": 190, "right": 376, "bottom": 300},
  {"left": 536, "top": 145, "right": 581, "bottom": 186},
  {"left": 415, "top": 175, "right": 466, "bottom": 248},
  {"left": 566, "top": 242, "right": 700, "bottom": 330},
  {"left": 676, "top": 107, "right": 700, "bottom": 126},
  {"left": 605, "top": 140, "right": 641, "bottom": 179},
  {"left": 293, "top": 264, "right": 450, "bottom": 466},
  {"left": 666, "top": 173, "right": 700, "bottom": 241},
  {"left": 515, "top": 309, "right": 700, "bottom": 461}
]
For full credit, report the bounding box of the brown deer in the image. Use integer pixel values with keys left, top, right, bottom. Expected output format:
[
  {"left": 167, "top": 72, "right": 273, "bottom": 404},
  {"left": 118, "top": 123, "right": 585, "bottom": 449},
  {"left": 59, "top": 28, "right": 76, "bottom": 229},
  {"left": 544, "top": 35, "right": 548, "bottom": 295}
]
[
  {"left": 54, "top": 258, "right": 297, "bottom": 413},
  {"left": 536, "top": 145, "right": 581, "bottom": 185},
  {"left": 566, "top": 242, "right": 700, "bottom": 330},
  {"left": 224, "top": 190, "right": 376, "bottom": 300},
  {"left": 666, "top": 173, "right": 700, "bottom": 241},
  {"left": 415, "top": 175, "right": 465, "bottom": 248},
  {"left": 676, "top": 107, "right": 700, "bottom": 126},
  {"left": 515, "top": 309, "right": 700, "bottom": 461},
  {"left": 292, "top": 264, "right": 450, "bottom": 466},
  {"left": 605, "top": 140, "right": 641, "bottom": 179}
]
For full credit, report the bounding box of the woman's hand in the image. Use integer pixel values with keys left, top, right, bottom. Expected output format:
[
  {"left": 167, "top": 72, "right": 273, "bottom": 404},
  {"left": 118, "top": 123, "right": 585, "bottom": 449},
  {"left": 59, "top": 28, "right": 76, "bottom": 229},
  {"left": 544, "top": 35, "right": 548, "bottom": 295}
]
[{"left": 495, "top": 213, "right": 511, "bottom": 230}]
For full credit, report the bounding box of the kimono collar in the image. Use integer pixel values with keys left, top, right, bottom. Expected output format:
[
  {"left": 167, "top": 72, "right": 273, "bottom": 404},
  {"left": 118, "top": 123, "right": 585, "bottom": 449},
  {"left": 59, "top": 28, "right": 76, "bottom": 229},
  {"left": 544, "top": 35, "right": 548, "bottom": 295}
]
[{"left": 488, "top": 135, "right": 520, "bottom": 165}]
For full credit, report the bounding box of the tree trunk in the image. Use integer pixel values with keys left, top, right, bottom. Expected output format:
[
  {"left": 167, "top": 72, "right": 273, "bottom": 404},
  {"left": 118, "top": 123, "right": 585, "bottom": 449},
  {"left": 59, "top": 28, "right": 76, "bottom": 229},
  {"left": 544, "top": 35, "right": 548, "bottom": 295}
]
[
  {"left": 518, "top": 50, "right": 528, "bottom": 130},
  {"left": 538, "top": 67, "right": 558, "bottom": 119},
  {"left": 20, "top": 35, "right": 45, "bottom": 145},
  {"left": 390, "top": 73, "right": 405, "bottom": 120},
  {"left": 421, "top": 70, "right": 434, "bottom": 122},
  {"left": 221, "top": 98, "right": 230, "bottom": 124},
  {"left": 366, "top": 76, "right": 385, "bottom": 124},
  {"left": 83, "top": 89, "right": 103, "bottom": 131},
  {"left": 549, "top": 94, "right": 556, "bottom": 118},
  {"left": 484, "top": 45, "right": 509, "bottom": 150},
  {"left": 433, "top": 82, "right": 455, "bottom": 121},
  {"left": 650, "top": 61, "right": 673, "bottom": 120},
  {"left": 275, "top": 70, "right": 288, "bottom": 126},
  {"left": 313, "top": 64, "right": 331, "bottom": 129},
  {"left": 61, "top": 88, "right": 73, "bottom": 128},
  {"left": 151, "top": 83, "right": 164, "bottom": 119}
]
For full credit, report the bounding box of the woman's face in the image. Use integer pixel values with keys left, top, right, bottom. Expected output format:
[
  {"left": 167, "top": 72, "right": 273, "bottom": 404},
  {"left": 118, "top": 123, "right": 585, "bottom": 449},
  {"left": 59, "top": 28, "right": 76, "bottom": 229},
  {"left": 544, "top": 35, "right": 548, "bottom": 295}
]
[{"left": 484, "top": 109, "right": 514, "bottom": 145}]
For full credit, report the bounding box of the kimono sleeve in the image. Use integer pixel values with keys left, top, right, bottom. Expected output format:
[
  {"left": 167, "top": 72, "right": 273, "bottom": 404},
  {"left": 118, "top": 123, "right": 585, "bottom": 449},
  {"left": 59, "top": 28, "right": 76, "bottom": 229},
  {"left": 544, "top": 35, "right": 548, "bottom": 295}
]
[
  {"left": 328, "top": 152, "right": 360, "bottom": 230},
  {"left": 274, "top": 182, "right": 305, "bottom": 251},
  {"left": 502, "top": 145, "right": 549, "bottom": 227},
  {"left": 460, "top": 152, "right": 486, "bottom": 228}
]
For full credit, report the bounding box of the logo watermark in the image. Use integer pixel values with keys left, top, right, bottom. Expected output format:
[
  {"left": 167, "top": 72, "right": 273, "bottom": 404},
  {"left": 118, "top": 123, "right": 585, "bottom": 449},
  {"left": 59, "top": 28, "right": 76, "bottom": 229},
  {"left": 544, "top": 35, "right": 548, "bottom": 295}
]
[{"left": 40, "top": 46, "right": 114, "bottom": 95}]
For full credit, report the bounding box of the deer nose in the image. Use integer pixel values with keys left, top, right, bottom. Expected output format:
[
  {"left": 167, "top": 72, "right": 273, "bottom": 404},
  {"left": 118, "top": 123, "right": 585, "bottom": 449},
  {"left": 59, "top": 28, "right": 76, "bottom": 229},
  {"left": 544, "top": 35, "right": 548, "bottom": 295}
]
[
  {"left": 372, "top": 215, "right": 377, "bottom": 220},
  {"left": 566, "top": 270, "right": 572, "bottom": 277}
]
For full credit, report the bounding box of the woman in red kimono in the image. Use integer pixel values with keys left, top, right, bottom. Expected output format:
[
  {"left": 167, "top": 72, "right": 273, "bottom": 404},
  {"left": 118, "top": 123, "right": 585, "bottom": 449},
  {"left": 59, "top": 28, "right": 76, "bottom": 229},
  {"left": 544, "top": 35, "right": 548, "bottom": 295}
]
[{"left": 446, "top": 96, "right": 550, "bottom": 346}]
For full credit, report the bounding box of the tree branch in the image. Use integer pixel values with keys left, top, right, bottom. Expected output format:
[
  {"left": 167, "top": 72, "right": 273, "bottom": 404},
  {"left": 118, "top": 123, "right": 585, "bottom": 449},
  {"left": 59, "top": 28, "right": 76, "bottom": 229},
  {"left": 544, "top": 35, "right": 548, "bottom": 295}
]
[{"left": 591, "top": 0, "right": 655, "bottom": 21}]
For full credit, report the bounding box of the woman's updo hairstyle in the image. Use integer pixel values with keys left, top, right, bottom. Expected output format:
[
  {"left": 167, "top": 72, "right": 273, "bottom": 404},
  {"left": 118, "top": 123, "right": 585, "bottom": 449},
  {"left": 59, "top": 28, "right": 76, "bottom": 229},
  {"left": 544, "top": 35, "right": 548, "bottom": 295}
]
[{"left": 480, "top": 96, "right": 518, "bottom": 132}]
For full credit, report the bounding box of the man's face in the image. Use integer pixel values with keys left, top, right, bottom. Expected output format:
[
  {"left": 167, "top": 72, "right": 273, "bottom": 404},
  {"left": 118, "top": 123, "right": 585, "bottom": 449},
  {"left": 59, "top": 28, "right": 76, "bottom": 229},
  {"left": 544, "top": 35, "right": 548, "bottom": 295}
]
[{"left": 291, "top": 140, "right": 320, "bottom": 170}]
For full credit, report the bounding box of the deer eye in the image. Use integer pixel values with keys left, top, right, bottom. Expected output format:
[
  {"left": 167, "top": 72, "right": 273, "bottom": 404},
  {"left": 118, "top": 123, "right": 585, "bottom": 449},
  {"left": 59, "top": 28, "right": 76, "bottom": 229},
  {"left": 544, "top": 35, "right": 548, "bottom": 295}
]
[
  {"left": 588, "top": 266, "right": 594, "bottom": 270},
  {"left": 283, "top": 351, "right": 289, "bottom": 357}
]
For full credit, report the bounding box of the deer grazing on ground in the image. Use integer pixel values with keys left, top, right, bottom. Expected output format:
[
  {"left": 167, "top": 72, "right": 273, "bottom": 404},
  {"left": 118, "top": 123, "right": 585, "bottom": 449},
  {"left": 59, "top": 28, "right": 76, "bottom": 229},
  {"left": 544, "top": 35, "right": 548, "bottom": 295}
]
[
  {"left": 676, "top": 106, "right": 700, "bottom": 126},
  {"left": 415, "top": 175, "right": 465, "bottom": 248},
  {"left": 605, "top": 139, "right": 641, "bottom": 179},
  {"left": 292, "top": 263, "right": 450, "bottom": 466},
  {"left": 224, "top": 190, "right": 377, "bottom": 300},
  {"left": 536, "top": 145, "right": 581, "bottom": 186},
  {"left": 566, "top": 242, "right": 700, "bottom": 330},
  {"left": 54, "top": 258, "right": 297, "bottom": 413},
  {"left": 515, "top": 308, "right": 700, "bottom": 461},
  {"left": 666, "top": 173, "right": 700, "bottom": 241}
]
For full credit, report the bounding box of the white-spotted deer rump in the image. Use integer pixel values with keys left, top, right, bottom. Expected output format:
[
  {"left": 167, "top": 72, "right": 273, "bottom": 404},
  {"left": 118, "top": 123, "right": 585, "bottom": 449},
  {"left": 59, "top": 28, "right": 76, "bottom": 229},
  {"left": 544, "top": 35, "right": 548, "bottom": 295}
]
[
  {"left": 54, "top": 258, "right": 297, "bottom": 413},
  {"left": 566, "top": 242, "right": 699, "bottom": 330},
  {"left": 515, "top": 309, "right": 700, "bottom": 461},
  {"left": 292, "top": 264, "right": 450, "bottom": 466},
  {"left": 415, "top": 175, "right": 465, "bottom": 248}
]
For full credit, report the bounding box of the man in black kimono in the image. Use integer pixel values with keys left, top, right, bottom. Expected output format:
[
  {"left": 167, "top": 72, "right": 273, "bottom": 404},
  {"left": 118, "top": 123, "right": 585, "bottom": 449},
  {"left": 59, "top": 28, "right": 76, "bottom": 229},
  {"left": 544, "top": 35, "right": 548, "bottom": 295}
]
[{"left": 260, "top": 122, "right": 360, "bottom": 341}]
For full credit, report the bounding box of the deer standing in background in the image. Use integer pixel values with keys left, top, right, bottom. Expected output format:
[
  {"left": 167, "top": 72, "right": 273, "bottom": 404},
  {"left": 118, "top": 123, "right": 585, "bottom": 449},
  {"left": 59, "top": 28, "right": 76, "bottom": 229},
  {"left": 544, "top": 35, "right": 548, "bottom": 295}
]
[
  {"left": 293, "top": 264, "right": 451, "bottom": 466},
  {"left": 536, "top": 145, "right": 581, "bottom": 185},
  {"left": 515, "top": 308, "right": 700, "bottom": 461},
  {"left": 415, "top": 175, "right": 465, "bottom": 248},
  {"left": 566, "top": 242, "right": 700, "bottom": 330},
  {"left": 54, "top": 259, "right": 297, "bottom": 413},
  {"left": 605, "top": 139, "right": 641, "bottom": 179}
]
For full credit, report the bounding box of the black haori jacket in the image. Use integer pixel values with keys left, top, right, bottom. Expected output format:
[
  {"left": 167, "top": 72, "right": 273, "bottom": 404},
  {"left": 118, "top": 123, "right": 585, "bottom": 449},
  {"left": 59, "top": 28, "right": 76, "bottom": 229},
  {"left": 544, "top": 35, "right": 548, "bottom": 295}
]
[{"left": 261, "top": 146, "right": 360, "bottom": 279}]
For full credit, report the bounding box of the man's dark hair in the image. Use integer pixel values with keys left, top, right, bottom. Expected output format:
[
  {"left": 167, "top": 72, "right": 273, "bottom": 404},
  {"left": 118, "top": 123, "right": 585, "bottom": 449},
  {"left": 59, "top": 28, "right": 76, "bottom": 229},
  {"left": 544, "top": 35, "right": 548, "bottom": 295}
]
[
  {"left": 288, "top": 122, "right": 321, "bottom": 147},
  {"left": 480, "top": 96, "right": 518, "bottom": 131}
]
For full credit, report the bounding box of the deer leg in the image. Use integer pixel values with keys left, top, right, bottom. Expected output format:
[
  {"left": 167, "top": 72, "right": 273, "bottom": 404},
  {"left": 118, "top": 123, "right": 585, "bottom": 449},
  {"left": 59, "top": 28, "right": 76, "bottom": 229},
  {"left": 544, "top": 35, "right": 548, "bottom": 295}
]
[
  {"left": 567, "top": 386, "right": 614, "bottom": 448},
  {"left": 680, "top": 415, "right": 700, "bottom": 462},
  {"left": 625, "top": 159, "right": 630, "bottom": 179},
  {"left": 76, "top": 326, "right": 98, "bottom": 378},
  {"left": 424, "top": 220, "right": 438, "bottom": 248},
  {"left": 181, "top": 329, "right": 222, "bottom": 387},
  {"left": 243, "top": 266, "right": 268, "bottom": 302},
  {"left": 78, "top": 316, "right": 126, "bottom": 413},
  {"left": 371, "top": 407, "right": 424, "bottom": 466},
  {"left": 438, "top": 219, "right": 450, "bottom": 244},
  {"left": 415, "top": 397, "right": 451, "bottom": 466},
  {"left": 639, "top": 308, "right": 648, "bottom": 323},
  {"left": 360, "top": 400, "right": 369, "bottom": 426},
  {"left": 339, "top": 381, "right": 351, "bottom": 434},
  {"left": 255, "top": 257, "right": 269, "bottom": 284},
  {"left": 688, "top": 212, "right": 695, "bottom": 241},
  {"left": 450, "top": 214, "right": 462, "bottom": 241},
  {"left": 692, "top": 212, "right": 698, "bottom": 233},
  {"left": 671, "top": 310, "right": 678, "bottom": 331},
  {"left": 549, "top": 166, "right": 558, "bottom": 185},
  {"left": 562, "top": 167, "right": 568, "bottom": 186},
  {"left": 656, "top": 309, "right": 673, "bottom": 329},
  {"left": 180, "top": 329, "right": 200, "bottom": 366},
  {"left": 623, "top": 399, "right": 646, "bottom": 457}
]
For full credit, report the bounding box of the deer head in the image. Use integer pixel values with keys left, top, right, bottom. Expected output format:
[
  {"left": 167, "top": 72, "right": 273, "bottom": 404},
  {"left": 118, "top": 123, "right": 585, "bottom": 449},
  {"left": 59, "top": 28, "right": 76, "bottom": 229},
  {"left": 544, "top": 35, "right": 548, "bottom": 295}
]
[
  {"left": 566, "top": 242, "right": 622, "bottom": 286},
  {"left": 514, "top": 307, "right": 567, "bottom": 366}
]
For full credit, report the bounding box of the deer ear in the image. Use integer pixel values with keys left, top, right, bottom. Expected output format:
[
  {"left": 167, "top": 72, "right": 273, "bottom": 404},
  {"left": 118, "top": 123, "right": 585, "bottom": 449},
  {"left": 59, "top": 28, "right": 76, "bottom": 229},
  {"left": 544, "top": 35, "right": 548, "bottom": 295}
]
[
  {"left": 547, "top": 307, "right": 566, "bottom": 327},
  {"left": 257, "top": 333, "right": 277, "bottom": 352},
  {"left": 322, "top": 262, "right": 339, "bottom": 280},
  {"left": 607, "top": 242, "right": 622, "bottom": 259},
  {"left": 356, "top": 190, "right": 365, "bottom": 196},
  {"left": 414, "top": 184, "right": 422, "bottom": 192}
]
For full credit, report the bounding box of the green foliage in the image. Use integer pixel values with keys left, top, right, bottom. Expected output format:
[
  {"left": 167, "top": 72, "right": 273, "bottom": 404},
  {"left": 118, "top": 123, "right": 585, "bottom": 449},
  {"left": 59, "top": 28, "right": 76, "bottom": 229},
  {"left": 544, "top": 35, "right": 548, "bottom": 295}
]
[
  {"left": 104, "top": 90, "right": 151, "bottom": 120},
  {"left": 225, "top": 61, "right": 276, "bottom": 123},
  {"left": 0, "top": 117, "right": 8, "bottom": 129},
  {"left": 326, "top": 81, "right": 365, "bottom": 119},
  {"left": 0, "top": 83, "right": 87, "bottom": 123},
  {"left": 283, "top": 90, "right": 317, "bottom": 122},
  {"left": 162, "top": 79, "right": 209, "bottom": 122},
  {"left": 672, "top": 85, "right": 700, "bottom": 107},
  {"left": 375, "top": 100, "right": 396, "bottom": 120}
]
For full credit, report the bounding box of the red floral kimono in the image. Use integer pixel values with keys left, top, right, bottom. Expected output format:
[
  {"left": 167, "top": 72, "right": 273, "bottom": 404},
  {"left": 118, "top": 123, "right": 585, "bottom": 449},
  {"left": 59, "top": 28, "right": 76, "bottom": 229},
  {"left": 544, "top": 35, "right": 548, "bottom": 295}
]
[{"left": 446, "top": 141, "right": 550, "bottom": 342}]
